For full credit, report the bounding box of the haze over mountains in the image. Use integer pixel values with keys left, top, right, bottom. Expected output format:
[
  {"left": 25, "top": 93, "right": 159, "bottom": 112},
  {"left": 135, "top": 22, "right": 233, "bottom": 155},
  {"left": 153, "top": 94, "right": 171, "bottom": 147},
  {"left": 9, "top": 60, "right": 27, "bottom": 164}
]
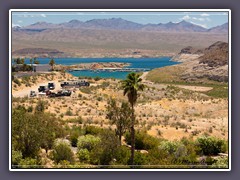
[
  {"left": 13, "top": 18, "right": 228, "bottom": 33},
  {"left": 12, "top": 18, "right": 228, "bottom": 58}
]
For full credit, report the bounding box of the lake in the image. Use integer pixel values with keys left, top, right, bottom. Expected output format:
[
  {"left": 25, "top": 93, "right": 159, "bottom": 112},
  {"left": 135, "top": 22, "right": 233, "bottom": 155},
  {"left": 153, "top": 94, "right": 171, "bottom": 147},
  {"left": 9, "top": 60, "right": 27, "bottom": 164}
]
[{"left": 22, "top": 57, "right": 179, "bottom": 79}]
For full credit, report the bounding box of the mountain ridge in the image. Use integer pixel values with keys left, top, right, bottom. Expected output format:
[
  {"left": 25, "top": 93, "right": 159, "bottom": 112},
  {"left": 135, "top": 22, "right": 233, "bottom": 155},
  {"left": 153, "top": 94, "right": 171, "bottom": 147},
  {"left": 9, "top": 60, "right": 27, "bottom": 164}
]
[{"left": 13, "top": 18, "right": 228, "bottom": 33}]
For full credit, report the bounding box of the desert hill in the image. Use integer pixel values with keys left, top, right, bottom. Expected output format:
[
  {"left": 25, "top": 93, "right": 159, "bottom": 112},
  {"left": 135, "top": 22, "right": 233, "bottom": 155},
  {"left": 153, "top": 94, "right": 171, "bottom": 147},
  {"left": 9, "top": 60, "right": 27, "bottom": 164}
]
[{"left": 147, "top": 41, "right": 229, "bottom": 83}]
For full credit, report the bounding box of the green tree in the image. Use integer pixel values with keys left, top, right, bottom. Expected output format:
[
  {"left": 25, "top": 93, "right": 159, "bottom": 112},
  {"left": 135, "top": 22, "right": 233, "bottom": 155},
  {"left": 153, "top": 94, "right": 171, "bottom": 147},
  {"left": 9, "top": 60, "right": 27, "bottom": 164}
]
[
  {"left": 106, "top": 98, "right": 131, "bottom": 145},
  {"left": 30, "top": 58, "right": 33, "bottom": 71},
  {"left": 13, "top": 58, "right": 25, "bottom": 64},
  {"left": 33, "top": 57, "right": 40, "bottom": 64},
  {"left": 120, "top": 72, "right": 145, "bottom": 166},
  {"left": 12, "top": 108, "right": 64, "bottom": 158},
  {"left": 12, "top": 109, "right": 42, "bottom": 158},
  {"left": 49, "top": 58, "right": 55, "bottom": 71}
]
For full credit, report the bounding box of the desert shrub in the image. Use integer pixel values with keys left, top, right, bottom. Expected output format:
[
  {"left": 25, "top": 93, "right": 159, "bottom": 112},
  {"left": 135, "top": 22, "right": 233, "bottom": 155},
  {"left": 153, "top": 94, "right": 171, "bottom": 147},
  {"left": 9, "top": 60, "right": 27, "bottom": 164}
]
[
  {"left": 100, "top": 81, "right": 110, "bottom": 88},
  {"left": 88, "top": 130, "right": 119, "bottom": 165},
  {"left": 114, "top": 146, "right": 131, "bottom": 165},
  {"left": 35, "top": 100, "right": 47, "bottom": 112},
  {"left": 65, "top": 108, "right": 73, "bottom": 116},
  {"left": 13, "top": 78, "right": 21, "bottom": 86},
  {"left": 12, "top": 150, "right": 23, "bottom": 168},
  {"left": 69, "top": 126, "right": 85, "bottom": 147},
  {"left": 18, "top": 158, "right": 39, "bottom": 168},
  {"left": 125, "top": 131, "right": 160, "bottom": 150},
  {"left": 196, "top": 136, "right": 227, "bottom": 155},
  {"left": 97, "top": 96, "right": 103, "bottom": 101},
  {"left": 66, "top": 116, "right": 83, "bottom": 124},
  {"left": 94, "top": 76, "right": 101, "bottom": 81},
  {"left": 54, "top": 160, "right": 71, "bottom": 168},
  {"left": 51, "top": 141, "right": 74, "bottom": 164},
  {"left": 159, "top": 141, "right": 180, "bottom": 154},
  {"left": 132, "top": 151, "right": 148, "bottom": 167},
  {"left": 27, "top": 106, "right": 33, "bottom": 112},
  {"left": 147, "top": 147, "right": 173, "bottom": 166},
  {"left": 77, "top": 149, "right": 90, "bottom": 163},
  {"left": 70, "top": 133, "right": 79, "bottom": 147},
  {"left": 77, "top": 135, "right": 101, "bottom": 151},
  {"left": 85, "top": 126, "right": 104, "bottom": 135},
  {"left": 159, "top": 139, "right": 198, "bottom": 165},
  {"left": 211, "top": 157, "right": 228, "bottom": 168}
]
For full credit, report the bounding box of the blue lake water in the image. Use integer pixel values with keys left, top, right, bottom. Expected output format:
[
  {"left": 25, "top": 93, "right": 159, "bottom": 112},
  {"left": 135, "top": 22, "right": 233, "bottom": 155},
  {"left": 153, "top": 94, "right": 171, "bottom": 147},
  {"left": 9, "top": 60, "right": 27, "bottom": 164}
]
[{"left": 21, "top": 57, "right": 179, "bottom": 79}]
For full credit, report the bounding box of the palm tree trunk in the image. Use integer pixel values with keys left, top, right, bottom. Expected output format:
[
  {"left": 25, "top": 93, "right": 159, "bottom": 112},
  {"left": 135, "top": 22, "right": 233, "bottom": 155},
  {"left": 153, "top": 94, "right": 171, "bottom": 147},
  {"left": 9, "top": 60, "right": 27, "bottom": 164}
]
[{"left": 130, "top": 104, "right": 135, "bottom": 167}]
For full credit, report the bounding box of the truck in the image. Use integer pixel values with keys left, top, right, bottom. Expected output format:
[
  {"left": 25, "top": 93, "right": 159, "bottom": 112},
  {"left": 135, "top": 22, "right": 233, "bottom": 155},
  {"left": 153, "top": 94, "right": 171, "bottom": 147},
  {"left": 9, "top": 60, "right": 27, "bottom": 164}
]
[{"left": 38, "top": 85, "right": 49, "bottom": 92}]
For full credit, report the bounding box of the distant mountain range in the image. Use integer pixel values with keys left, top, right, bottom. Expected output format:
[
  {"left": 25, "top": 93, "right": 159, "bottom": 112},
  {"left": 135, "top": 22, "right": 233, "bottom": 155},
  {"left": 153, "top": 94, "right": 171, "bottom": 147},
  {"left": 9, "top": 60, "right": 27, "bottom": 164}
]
[{"left": 13, "top": 18, "right": 228, "bottom": 33}]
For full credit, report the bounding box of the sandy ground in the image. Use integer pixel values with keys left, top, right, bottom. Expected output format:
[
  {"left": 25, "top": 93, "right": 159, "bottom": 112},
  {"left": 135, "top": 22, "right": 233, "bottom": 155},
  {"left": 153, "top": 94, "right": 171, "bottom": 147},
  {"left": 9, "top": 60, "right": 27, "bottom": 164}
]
[{"left": 175, "top": 85, "right": 213, "bottom": 92}]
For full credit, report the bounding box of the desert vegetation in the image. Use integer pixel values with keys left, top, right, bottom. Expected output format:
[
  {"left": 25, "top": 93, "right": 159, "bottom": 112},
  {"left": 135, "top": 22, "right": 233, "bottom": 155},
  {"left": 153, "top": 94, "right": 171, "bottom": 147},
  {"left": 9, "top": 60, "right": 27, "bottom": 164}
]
[{"left": 11, "top": 71, "right": 228, "bottom": 169}]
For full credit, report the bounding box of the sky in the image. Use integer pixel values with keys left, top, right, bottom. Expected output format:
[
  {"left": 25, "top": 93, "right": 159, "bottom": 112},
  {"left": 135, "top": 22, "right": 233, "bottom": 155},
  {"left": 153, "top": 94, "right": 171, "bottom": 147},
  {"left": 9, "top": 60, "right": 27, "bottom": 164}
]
[{"left": 11, "top": 11, "right": 229, "bottom": 29}]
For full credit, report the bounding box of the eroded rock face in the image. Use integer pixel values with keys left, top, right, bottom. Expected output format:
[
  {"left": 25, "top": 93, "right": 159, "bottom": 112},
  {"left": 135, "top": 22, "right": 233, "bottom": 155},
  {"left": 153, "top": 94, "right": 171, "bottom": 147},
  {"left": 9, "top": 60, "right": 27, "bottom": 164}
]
[
  {"left": 198, "top": 41, "right": 228, "bottom": 67},
  {"left": 174, "top": 41, "right": 229, "bottom": 83}
]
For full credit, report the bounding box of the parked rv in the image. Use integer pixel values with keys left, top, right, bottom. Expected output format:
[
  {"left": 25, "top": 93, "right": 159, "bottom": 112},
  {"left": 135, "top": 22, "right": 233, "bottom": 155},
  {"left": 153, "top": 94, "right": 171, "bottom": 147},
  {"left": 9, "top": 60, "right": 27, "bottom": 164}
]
[{"left": 60, "top": 80, "right": 90, "bottom": 88}]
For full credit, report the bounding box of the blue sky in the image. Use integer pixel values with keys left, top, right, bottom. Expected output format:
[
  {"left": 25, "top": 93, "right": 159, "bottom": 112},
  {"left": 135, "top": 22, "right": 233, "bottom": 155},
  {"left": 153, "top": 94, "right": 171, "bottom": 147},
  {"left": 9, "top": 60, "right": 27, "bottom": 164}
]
[{"left": 12, "top": 11, "right": 229, "bottom": 29}]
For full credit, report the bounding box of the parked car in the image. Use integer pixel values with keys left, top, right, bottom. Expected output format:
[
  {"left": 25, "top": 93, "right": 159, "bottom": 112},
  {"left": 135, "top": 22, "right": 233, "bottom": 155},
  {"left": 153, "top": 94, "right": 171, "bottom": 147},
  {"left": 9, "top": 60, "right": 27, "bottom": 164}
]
[
  {"left": 48, "top": 90, "right": 71, "bottom": 97},
  {"left": 48, "top": 82, "right": 55, "bottom": 90},
  {"left": 38, "top": 85, "right": 49, "bottom": 92},
  {"left": 62, "top": 90, "right": 72, "bottom": 96},
  {"left": 29, "top": 90, "right": 37, "bottom": 97}
]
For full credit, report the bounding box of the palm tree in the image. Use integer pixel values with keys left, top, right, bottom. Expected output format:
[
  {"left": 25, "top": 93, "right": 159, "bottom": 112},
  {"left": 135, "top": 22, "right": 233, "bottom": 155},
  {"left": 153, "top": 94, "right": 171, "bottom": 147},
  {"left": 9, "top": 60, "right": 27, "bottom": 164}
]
[
  {"left": 120, "top": 72, "right": 145, "bottom": 166},
  {"left": 49, "top": 59, "right": 55, "bottom": 71}
]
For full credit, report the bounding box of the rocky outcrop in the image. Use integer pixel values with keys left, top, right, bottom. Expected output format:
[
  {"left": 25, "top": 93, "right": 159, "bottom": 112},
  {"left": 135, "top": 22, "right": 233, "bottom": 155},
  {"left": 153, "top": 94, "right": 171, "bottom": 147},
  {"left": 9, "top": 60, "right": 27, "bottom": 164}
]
[
  {"left": 171, "top": 46, "right": 203, "bottom": 62},
  {"left": 199, "top": 41, "right": 228, "bottom": 67},
  {"left": 175, "top": 41, "right": 229, "bottom": 82}
]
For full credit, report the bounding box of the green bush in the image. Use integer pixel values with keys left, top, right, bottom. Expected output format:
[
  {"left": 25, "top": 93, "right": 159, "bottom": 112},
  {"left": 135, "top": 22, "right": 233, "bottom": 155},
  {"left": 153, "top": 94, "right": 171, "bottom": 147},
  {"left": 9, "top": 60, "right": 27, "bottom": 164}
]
[
  {"left": 52, "top": 141, "right": 74, "bottom": 164},
  {"left": 77, "top": 149, "right": 90, "bottom": 163},
  {"left": 18, "top": 158, "right": 39, "bottom": 168},
  {"left": 159, "top": 141, "right": 180, "bottom": 154},
  {"left": 196, "top": 136, "right": 227, "bottom": 155},
  {"left": 211, "top": 157, "right": 228, "bottom": 168},
  {"left": 12, "top": 150, "right": 23, "bottom": 168},
  {"left": 125, "top": 131, "right": 160, "bottom": 150},
  {"left": 158, "top": 139, "right": 198, "bottom": 165},
  {"left": 114, "top": 146, "right": 131, "bottom": 165},
  {"left": 77, "top": 135, "right": 101, "bottom": 151},
  {"left": 132, "top": 151, "right": 148, "bottom": 167},
  {"left": 85, "top": 126, "right": 103, "bottom": 135}
]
